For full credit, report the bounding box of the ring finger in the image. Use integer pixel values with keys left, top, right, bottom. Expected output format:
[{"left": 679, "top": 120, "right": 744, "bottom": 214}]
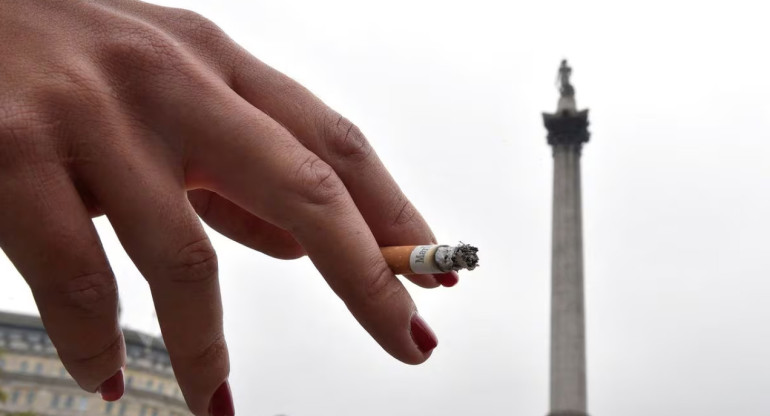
[{"left": 0, "top": 159, "right": 125, "bottom": 398}]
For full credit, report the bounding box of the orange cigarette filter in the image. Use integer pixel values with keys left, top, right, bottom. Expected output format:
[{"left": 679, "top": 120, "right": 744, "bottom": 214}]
[{"left": 381, "top": 244, "right": 479, "bottom": 275}]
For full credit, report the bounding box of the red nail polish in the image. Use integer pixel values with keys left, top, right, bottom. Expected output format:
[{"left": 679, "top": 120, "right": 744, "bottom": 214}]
[
  {"left": 209, "top": 380, "right": 235, "bottom": 416},
  {"left": 435, "top": 272, "right": 459, "bottom": 287},
  {"left": 98, "top": 369, "right": 124, "bottom": 402},
  {"left": 410, "top": 313, "right": 438, "bottom": 353}
]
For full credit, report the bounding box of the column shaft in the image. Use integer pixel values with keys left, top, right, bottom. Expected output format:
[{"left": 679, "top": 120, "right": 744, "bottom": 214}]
[{"left": 550, "top": 145, "right": 587, "bottom": 415}]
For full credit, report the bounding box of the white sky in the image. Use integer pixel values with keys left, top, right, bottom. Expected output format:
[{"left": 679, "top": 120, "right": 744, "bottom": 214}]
[{"left": 3, "top": 0, "right": 770, "bottom": 414}]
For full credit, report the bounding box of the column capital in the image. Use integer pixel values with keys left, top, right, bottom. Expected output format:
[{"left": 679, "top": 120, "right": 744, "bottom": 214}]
[{"left": 543, "top": 110, "right": 590, "bottom": 148}]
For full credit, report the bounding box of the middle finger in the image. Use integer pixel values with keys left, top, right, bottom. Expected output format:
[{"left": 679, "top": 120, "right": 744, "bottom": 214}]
[
  {"left": 181, "top": 81, "right": 438, "bottom": 365},
  {"left": 78, "top": 137, "right": 231, "bottom": 416}
]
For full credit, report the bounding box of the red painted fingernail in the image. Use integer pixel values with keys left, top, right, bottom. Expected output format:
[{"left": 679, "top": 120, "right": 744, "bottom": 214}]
[
  {"left": 410, "top": 312, "right": 438, "bottom": 354},
  {"left": 209, "top": 380, "right": 235, "bottom": 416},
  {"left": 435, "top": 272, "right": 460, "bottom": 287},
  {"left": 98, "top": 369, "right": 124, "bottom": 402}
]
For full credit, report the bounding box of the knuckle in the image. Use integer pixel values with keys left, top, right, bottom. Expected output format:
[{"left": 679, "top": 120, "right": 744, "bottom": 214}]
[
  {"left": 0, "top": 102, "right": 48, "bottom": 147},
  {"left": 362, "top": 261, "right": 401, "bottom": 305},
  {"left": 158, "top": 6, "right": 240, "bottom": 79},
  {"left": 391, "top": 197, "right": 419, "bottom": 227},
  {"left": 99, "top": 22, "right": 183, "bottom": 74},
  {"left": 166, "top": 238, "right": 219, "bottom": 284},
  {"left": 36, "top": 66, "right": 111, "bottom": 113},
  {"left": 181, "top": 332, "right": 227, "bottom": 364},
  {"left": 167, "top": 8, "right": 228, "bottom": 47},
  {"left": 70, "top": 331, "right": 123, "bottom": 366},
  {"left": 0, "top": 68, "right": 119, "bottom": 174},
  {"left": 0, "top": 104, "right": 58, "bottom": 175},
  {"left": 46, "top": 271, "right": 118, "bottom": 318},
  {"left": 291, "top": 155, "right": 347, "bottom": 206},
  {"left": 323, "top": 114, "right": 373, "bottom": 163}
]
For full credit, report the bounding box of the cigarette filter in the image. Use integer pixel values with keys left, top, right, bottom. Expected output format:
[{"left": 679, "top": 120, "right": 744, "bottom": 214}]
[{"left": 381, "top": 244, "right": 479, "bottom": 275}]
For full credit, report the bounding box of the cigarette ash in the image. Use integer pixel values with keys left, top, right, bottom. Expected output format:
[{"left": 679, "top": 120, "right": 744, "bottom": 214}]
[
  {"left": 436, "top": 243, "right": 479, "bottom": 272},
  {"left": 451, "top": 243, "right": 479, "bottom": 271}
]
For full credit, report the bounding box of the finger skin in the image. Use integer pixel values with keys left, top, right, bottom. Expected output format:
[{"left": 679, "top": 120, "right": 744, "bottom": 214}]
[
  {"left": 77, "top": 142, "right": 228, "bottom": 416},
  {"left": 227, "top": 57, "right": 432, "bottom": 241},
  {"left": 188, "top": 189, "right": 306, "bottom": 260},
  {"left": 182, "top": 87, "right": 434, "bottom": 364},
  {"left": 0, "top": 8, "right": 442, "bottom": 416},
  {"left": 405, "top": 274, "right": 442, "bottom": 288},
  {"left": 78, "top": 0, "right": 444, "bottom": 289},
  {"left": 227, "top": 56, "right": 447, "bottom": 288},
  {"left": 0, "top": 161, "right": 124, "bottom": 393},
  {"left": 106, "top": 5, "right": 446, "bottom": 289}
]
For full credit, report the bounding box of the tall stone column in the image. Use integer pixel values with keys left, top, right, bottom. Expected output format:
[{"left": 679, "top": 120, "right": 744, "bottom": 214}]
[{"left": 543, "top": 61, "right": 590, "bottom": 416}]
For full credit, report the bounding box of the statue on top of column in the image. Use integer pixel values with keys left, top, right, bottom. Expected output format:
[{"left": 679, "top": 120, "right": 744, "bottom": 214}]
[
  {"left": 557, "top": 59, "right": 574, "bottom": 97},
  {"left": 543, "top": 59, "right": 590, "bottom": 147},
  {"left": 555, "top": 59, "right": 577, "bottom": 114}
]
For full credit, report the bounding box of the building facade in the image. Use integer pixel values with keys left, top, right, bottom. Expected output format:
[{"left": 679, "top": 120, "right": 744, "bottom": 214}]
[{"left": 0, "top": 311, "right": 190, "bottom": 416}]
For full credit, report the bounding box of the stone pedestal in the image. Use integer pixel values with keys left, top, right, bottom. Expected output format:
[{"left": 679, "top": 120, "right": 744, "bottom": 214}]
[{"left": 543, "top": 110, "right": 590, "bottom": 416}]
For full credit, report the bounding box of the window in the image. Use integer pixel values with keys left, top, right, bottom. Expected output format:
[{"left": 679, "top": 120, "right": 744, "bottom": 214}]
[
  {"left": 35, "top": 362, "right": 43, "bottom": 374},
  {"left": 105, "top": 401, "right": 115, "bottom": 414},
  {"left": 10, "top": 390, "right": 20, "bottom": 404},
  {"left": 140, "top": 405, "right": 147, "bottom": 416},
  {"left": 157, "top": 382, "right": 164, "bottom": 393},
  {"left": 65, "top": 394, "right": 74, "bottom": 409},
  {"left": 60, "top": 367, "right": 68, "bottom": 377},
  {"left": 118, "top": 402, "right": 127, "bottom": 416},
  {"left": 0, "top": 358, "right": 5, "bottom": 369},
  {"left": 79, "top": 397, "right": 89, "bottom": 411},
  {"left": 26, "top": 390, "right": 36, "bottom": 405},
  {"left": 151, "top": 408, "right": 158, "bottom": 416},
  {"left": 20, "top": 361, "right": 28, "bottom": 372},
  {"left": 51, "top": 393, "right": 61, "bottom": 408},
  {"left": 146, "top": 379, "right": 154, "bottom": 389},
  {"left": 126, "top": 376, "right": 134, "bottom": 387}
]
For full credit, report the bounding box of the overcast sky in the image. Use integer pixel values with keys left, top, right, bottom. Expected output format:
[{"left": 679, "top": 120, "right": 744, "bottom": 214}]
[{"left": 2, "top": 0, "right": 770, "bottom": 415}]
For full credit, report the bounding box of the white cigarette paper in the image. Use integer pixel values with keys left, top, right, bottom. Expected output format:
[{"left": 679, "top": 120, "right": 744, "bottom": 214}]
[
  {"left": 410, "top": 245, "right": 444, "bottom": 274},
  {"left": 381, "top": 243, "right": 479, "bottom": 275}
]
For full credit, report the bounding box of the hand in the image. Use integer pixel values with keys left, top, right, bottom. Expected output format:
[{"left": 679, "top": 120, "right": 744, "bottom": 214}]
[{"left": 0, "top": 1, "right": 456, "bottom": 414}]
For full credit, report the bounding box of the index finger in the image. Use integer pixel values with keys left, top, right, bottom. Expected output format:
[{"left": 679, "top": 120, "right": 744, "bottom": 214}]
[
  {"left": 228, "top": 53, "right": 456, "bottom": 287},
  {"left": 104, "top": 5, "right": 453, "bottom": 287},
  {"left": 183, "top": 85, "right": 438, "bottom": 365}
]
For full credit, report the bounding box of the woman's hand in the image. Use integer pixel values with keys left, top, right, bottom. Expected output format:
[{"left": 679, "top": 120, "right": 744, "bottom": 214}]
[{"left": 0, "top": 1, "right": 456, "bottom": 414}]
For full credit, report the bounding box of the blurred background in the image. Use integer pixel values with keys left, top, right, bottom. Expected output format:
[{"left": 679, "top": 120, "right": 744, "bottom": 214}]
[{"left": 2, "top": 0, "right": 770, "bottom": 414}]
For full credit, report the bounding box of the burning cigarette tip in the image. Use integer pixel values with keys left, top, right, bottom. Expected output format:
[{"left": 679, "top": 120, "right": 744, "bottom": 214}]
[
  {"left": 444, "top": 243, "right": 480, "bottom": 272},
  {"left": 380, "top": 243, "right": 480, "bottom": 275}
]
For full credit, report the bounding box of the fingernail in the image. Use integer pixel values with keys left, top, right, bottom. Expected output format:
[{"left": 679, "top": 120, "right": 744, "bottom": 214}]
[
  {"left": 435, "top": 272, "right": 460, "bottom": 287},
  {"left": 209, "top": 380, "right": 235, "bottom": 416},
  {"left": 410, "top": 312, "right": 438, "bottom": 354},
  {"left": 98, "top": 369, "right": 124, "bottom": 402}
]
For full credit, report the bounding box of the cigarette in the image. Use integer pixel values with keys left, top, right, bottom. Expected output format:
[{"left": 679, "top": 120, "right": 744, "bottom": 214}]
[{"left": 381, "top": 243, "right": 479, "bottom": 275}]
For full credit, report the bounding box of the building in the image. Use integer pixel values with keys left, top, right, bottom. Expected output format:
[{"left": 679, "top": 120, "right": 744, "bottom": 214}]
[
  {"left": 0, "top": 311, "right": 190, "bottom": 416},
  {"left": 543, "top": 60, "right": 591, "bottom": 416}
]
